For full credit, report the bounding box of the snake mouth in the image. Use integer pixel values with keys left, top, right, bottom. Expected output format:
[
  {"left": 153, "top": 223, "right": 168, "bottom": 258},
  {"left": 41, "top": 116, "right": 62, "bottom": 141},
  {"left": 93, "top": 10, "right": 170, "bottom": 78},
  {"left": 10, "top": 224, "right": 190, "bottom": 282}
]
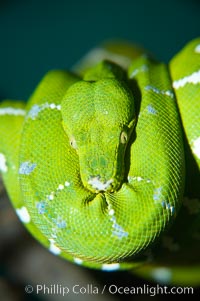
[{"left": 87, "top": 176, "right": 115, "bottom": 193}]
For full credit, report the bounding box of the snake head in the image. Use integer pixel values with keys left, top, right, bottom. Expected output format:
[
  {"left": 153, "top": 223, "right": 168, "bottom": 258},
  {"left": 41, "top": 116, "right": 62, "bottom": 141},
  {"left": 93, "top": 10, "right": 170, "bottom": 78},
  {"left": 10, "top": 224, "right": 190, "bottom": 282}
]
[{"left": 61, "top": 62, "right": 136, "bottom": 193}]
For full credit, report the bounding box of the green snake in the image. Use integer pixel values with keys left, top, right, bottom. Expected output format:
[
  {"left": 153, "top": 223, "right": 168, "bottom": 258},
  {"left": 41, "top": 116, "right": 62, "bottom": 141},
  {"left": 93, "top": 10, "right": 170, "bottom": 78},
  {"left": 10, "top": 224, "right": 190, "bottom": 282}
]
[{"left": 0, "top": 38, "right": 200, "bottom": 285}]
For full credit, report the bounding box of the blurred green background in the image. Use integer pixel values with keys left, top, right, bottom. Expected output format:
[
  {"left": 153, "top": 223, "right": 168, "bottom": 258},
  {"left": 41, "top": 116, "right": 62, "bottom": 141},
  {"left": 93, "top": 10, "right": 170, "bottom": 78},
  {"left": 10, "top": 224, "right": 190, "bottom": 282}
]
[
  {"left": 0, "top": 0, "right": 199, "bottom": 101},
  {"left": 0, "top": 0, "right": 199, "bottom": 300}
]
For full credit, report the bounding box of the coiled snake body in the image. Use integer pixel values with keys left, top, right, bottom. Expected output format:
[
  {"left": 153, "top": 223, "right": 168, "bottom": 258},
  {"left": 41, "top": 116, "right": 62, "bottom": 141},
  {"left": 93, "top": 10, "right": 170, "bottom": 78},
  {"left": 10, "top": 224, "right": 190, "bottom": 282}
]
[{"left": 0, "top": 38, "right": 200, "bottom": 284}]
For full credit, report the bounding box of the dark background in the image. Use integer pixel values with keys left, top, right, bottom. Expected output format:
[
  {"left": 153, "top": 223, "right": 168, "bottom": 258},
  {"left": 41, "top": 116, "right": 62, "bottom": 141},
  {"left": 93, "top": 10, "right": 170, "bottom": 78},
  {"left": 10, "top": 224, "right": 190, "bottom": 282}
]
[
  {"left": 0, "top": 0, "right": 199, "bottom": 300},
  {"left": 0, "top": 0, "right": 199, "bottom": 101}
]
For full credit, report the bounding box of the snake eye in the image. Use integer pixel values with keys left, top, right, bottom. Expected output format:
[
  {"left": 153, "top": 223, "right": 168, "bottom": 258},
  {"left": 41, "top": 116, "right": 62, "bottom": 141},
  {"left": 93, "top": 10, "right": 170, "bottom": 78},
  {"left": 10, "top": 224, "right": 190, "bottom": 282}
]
[
  {"left": 120, "top": 131, "right": 128, "bottom": 144},
  {"left": 69, "top": 136, "right": 78, "bottom": 149}
]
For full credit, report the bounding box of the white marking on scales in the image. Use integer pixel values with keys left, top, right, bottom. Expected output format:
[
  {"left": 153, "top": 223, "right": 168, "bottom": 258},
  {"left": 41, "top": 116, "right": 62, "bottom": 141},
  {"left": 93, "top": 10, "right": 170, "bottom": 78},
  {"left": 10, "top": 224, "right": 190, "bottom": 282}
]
[
  {"left": 147, "top": 105, "right": 157, "bottom": 115},
  {"left": 88, "top": 177, "right": 113, "bottom": 191},
  {"left": 16, "top": 206, "right": 31, "bottom": 223},
  {"left": 111, "top": 215, "right": 129, "bottom": 239},
  {"left": 36, "top": 201, "right": 47, "bottom": 214},
  {"left": 57, "top": 181, "right": 71, "bottom": 191},
  {"left": 19, "top": 161, "right": 37, "bottom": 175},
  {"left": 195, "top": 44, "right": 200, "bottom": 53},
  {"left": 27, "top": 104, "right": 44, "bottom": 119},
  {"left": 48, "top": 193, "right": 54, "bottom": 200},
  {"left": 47, "top": 181, "right": 70, "bottom": 201},
  {"left": 130, "top": 64, "right": 148, "bottom": 78},
  {"left": 27, "top": 103, "right": 61, "bottom": 119},
  {"left": 73, "top": 47, "right": 131, "bottom": 71},
  {"left": 173, "top": 69, "right": 200, "bottom": 89},
  {"left": 0, "top": 107, "right": 25, "bottom": 116},
  {"left": 153, "top": 187, "right": 163, "bottom": 201},
  {"left": 49, "top": 103, "right": 61, "bottom": 110},
  {"left": 74, "top": 257, "right": 83, "bottom": 265},
  {"left": 128, "top": 176, "right": 151, "bottom": 183},
  {"left": 0, "top": 153, "right": 7, "bottom": 172},
  {"left": 53, "top": 216, "right": 66, "bottom": 229},
  {"left": 108, "top": 204, "right": 128, "bottom": 239},
  {"left": 145, "top": 85, "right": 174, "bottom": 98},
  {"left": 58, "top": 184, "right": 64, "bottom": 190},
  {"left": 101, "top": 263, "right": 120, "bottom": 271},
  {"left": 49, "top": 239, "right": 61, "bottom": 255},
  {"left": 192, "top": 137, "right": 200, "bottom": 159}
]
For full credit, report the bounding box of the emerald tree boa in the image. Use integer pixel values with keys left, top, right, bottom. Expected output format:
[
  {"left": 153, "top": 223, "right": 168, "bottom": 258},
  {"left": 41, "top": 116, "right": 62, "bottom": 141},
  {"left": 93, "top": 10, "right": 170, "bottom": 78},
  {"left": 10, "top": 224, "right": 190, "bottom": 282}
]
[{"left": 0, "top": 38, "right": 199, "bottom": 285}]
